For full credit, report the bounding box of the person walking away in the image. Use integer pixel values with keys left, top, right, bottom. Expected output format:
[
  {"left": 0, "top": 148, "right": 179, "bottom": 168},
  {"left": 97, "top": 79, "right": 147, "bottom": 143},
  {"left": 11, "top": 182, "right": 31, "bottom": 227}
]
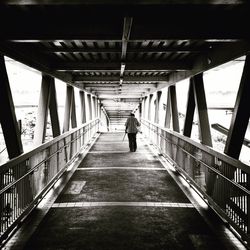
[{"left": 125, "top": 113, "right": 140, "bottom": 152}]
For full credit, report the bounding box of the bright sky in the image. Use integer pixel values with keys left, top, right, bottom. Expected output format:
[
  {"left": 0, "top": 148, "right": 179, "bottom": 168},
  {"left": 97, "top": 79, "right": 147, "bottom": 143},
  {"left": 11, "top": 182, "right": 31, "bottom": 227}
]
[{"left": 5, "top": 56, "right": 245, "bottom": 109}]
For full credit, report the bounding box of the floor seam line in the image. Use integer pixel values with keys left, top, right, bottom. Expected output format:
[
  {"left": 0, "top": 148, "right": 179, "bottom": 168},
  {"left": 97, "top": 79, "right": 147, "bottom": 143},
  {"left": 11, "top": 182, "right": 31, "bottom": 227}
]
[
  {"left": 51, "top": 201, "right": 194, "bottom": 208},
  {"left": 76, "top": 167, "right": 167, "bottom": 170}
]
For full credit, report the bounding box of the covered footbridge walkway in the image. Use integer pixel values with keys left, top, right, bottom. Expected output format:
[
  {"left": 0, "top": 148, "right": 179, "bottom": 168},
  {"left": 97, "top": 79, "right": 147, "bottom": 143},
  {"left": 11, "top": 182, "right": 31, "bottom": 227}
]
[
  {"left": 1, "top": 1, "right": 250, "bottom": 249},
  {"left": 1, "top": 131, "right": 247, "bottom": 249}
]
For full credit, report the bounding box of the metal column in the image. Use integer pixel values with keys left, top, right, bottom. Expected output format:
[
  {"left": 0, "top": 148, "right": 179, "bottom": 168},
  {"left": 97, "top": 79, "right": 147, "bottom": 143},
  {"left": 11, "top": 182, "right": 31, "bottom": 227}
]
[
  {"left": 193, "top": 73, "right": 212, "bottom": 146},
  {"left": 148, "top": 94, "right": 153, "bottom": 121},
  {"left": 70, "top": 88, "right": 77, "bottom": 129},
  {"left": 87, "top": 94, "right": 92, "bottom": 121},
  {"left": 225, "top": 55, "right": 250, "bottom": 159},
  {"left": 79, "top": 90, "right": 86, "bottom": 124},
  {"left": 0, "top": 55, "right": 23, "bottom": 158},
  {"left": 63, "top": 85, "right": 73, "bottom": 133},
  {"left": 154, "top": 91, "right": 162, "bottom": 124},
  {"left": 34, "top": 74, "right": 51, "bottom": 145},
  {"left": 183, "top": 79, "right": 195, "bottom": 137},
  {"left": 164, "top": 89, "right": 171, "bottom": 129},
  {"left": 49, "top": 77, "right": 60, "bottom": 137}
]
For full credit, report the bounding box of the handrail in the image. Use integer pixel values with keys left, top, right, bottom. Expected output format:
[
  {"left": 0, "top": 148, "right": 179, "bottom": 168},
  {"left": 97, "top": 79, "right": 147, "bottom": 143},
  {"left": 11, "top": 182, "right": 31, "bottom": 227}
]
[
  {"left": 141, "top": 118, "right": 250, "bottom": 245},
  {"left": 0, "top": 118, "right": 98, "bottom": 172},
  {"left": 0, "top": 127, "right": 88, "bottom": 196},
  {"left": 0, "top": 118, "right": 100, "bottom": 242},
  {"left": 141, "top": 118, "right": 250, "bottom": 173}
]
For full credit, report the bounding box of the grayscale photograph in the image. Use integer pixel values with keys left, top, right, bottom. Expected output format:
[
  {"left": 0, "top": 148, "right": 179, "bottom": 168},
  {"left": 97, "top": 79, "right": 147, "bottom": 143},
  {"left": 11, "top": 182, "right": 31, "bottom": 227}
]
[{"left": 0, "top": 1, "right": 250, "bottom": 249}]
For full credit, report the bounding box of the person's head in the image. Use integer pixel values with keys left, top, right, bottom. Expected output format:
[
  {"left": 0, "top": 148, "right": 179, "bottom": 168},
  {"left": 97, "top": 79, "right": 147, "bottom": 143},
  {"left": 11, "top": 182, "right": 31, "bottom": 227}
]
[{"left": 130, "top": 113, "right": 135, "bottom": 117}]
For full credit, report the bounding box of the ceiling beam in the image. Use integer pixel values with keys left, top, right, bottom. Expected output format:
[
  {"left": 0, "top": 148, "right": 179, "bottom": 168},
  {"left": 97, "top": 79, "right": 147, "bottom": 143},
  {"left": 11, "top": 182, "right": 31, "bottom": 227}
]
[
  {"left": 92, "top": 90, "right": 150, "bottom": 94},
  {"left": 1, "top": 5, "right": 250, "bottom": 40},
  {"left": 43, "top": 47, "right": 208, "bottom": 54},
  {"left": 94, "top": 88, "right": 147, "bottom": 92},
  {"left": 107, "top": 110, "right": 136, "bottom": 112},
  {"left": 153, "top": 41, "right": 250, "bottom": 93},
  {"left": 121, "top": 17, "right": 133, "bottom": 62},
  {"left": 59, "top": 69, "right": 175, "bottom": 72},
  {"left": 119, "top": 17, "right": 133, "bottom": 93},
  {"left": 83, "top": 83, "right": 157, "bottom": 88},
  {"left": 0, "top": 42, "right": 73, "bottom": 83},
  {"left": 0, "top": 1, "right": 244, "bottom": 5},
  {"left": 101, "top": 98, "right": 140, "bottom": 102},
  {"left": 98, "top": 94, "right": 144, "bottom": 98},
  {"left": 53, "top": 61, "right": 191, "bottom": 71},
  {"left": 74, "top": 75, "right": 167, "bottom": 82}
]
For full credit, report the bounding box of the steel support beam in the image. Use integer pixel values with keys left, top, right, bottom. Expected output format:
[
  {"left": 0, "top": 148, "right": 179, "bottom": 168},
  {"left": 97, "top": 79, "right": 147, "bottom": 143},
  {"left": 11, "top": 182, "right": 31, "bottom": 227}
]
[
  {"left": 34, "top": 74, "right": 52, "bottom": 145},
  {"left": 63, "top": 85, "right": 73, "bottom": 133},
  {"left": 142, "top": 96, "right": 147, "bottom": 119},
  {"left": 141, "top": 97, "right": 145, "bottom": 119},
  {"left": 192, "top": 73, "right": 212, "bottom": 146},
  {"left": 74, "top": 75, "right": 168, "bottom": 82},
  {"left": 79, "top": 90, "right": 86, "bottom": 124},
  {"left": 120, "top": 17, "right": 133, "bottom": 81},
  {"left": 92, "top": 96, "right": 96, "bottom": 119},
  {"left": 54, "top": 61, "right": 191, "bottom": 71},
  {"left": 0, "top": 56, "right": 31, "bottom": 213},
  {"left": 34, "top": 75, "right": 60, "bottom": 143},
  {"left": 148, "top": 94, "right": 153, "bottom": 121},
  {"left": 0, "top": 55, "right": 23, "bottom": 158},
  {"left": 44, "top": 46, "right": 207, "bottom": 54},
  {"left": 1, "top": 5, "right": 250, "bottom": 40},
  {"left": 49, "top": 77, "right": 60, "bottom": 137},
  {"left": 186, "top": 74, "right": 215, "bottom": 199},
  {"left": 144, "top": 96, "right": 148, "bottom": 119},
  {"left": 156, "top": 41, "right": 250, "bottom": 92},
  {"left": 154, "top": 91, "right": 162, "bottom": 124},
  {"left": 169, "top": 86, "right": 180, "bottom": 132},
  {"left": 139, "top": 102, "right": 142, "bottom": 120},
  {"left": 95, "top": 98, "right": 98, "bottom": 118},
  {"left": 71, "top": 89, "right": 77, "bottom": 128},
  {"left": 224, "top": 55, "right": 250, "bottom": 159},
  {"left": 87, "top": 94, "right": 92, "bottom": 121},
  {"left": 183, "top": 79, "right": 195, "bottom": 137},
  {"left": 164, "top": 89, "right": 171, "bottom": 129},
  {"left": 98, "top": 100, "right": 101, "bottom": 118}
]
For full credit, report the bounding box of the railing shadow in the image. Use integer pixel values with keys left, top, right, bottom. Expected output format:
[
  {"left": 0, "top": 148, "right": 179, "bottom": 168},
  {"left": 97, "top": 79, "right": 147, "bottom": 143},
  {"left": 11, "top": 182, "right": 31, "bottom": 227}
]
[
  {"left": 141, "top": 118, "right": 250, "bottom": 246},
  {"left": 0, "top": 119, "right": 100, "bottom": 243}
]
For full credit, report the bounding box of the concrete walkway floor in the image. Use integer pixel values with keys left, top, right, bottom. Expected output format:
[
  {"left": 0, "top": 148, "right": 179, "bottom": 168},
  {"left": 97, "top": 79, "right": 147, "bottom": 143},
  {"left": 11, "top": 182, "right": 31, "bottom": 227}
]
[{"left": 4, "top": 132, "right": 247, "bottom": 250}]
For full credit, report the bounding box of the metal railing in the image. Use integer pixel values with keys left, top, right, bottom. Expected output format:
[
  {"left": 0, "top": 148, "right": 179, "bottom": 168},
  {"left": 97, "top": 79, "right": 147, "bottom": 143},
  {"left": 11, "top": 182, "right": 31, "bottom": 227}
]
[
  {"left": 0, "top": 118, "right": 99, "bottom": 242},
  {"left": 141, "top": 119, "right": 250, "bottom": 244}
]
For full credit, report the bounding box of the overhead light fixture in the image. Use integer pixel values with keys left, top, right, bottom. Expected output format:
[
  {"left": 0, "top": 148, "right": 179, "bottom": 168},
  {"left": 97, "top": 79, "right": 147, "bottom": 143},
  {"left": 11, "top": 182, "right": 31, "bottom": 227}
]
[
  {"left": 120, "top": 78, "right": 123, "bottom": 85},
  {"left": 121, "top": 62, "right": 125, "bottom": 70},
  {"left": 120, "top": 63, "right": 126, "bottom": 76}
]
